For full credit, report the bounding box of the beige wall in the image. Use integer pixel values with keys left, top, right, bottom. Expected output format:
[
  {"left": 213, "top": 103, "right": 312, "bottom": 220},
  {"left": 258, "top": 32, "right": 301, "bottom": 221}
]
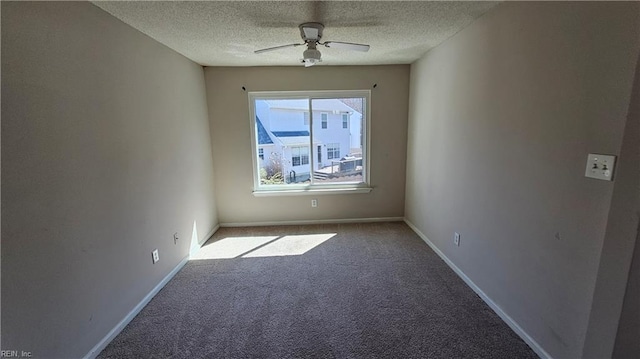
[
  {"left": 205, "top": 66, "right": 409, "bottom": 224},
  {"left": 613, "top": 231, "right": 640, "bottom": 359},
  {"left": 1, "top": 2, "right": 217, "bottom": 358},
  {"left": 613, "top": 230, "right": 640, "bottom": 358},
  {"left": 405, "top": 2, "right": 639, "bottom": 359},
  {"left": 602, "top": 48, "right": 640, "bottom": 359}
]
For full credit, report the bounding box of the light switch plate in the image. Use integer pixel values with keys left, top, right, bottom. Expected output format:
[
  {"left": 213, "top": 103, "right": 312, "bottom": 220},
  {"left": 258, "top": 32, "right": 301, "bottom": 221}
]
[{"left": 585, "top": 154, "right": 616, "bottom": 181}]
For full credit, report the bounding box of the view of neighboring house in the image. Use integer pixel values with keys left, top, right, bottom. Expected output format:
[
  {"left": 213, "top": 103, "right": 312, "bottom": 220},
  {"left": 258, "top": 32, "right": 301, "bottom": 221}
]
[{"left": 255, "top": 99, "right": 362, "bottom": 183}]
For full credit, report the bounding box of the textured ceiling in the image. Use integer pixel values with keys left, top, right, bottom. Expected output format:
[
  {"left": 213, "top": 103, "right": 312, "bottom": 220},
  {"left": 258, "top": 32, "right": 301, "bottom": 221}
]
[{"left": 92, "top": 1, "right": 499, "bottom": 67}]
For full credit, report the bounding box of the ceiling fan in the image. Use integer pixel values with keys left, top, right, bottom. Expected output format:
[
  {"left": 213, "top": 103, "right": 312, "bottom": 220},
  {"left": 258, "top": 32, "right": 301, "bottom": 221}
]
[{"left": 254, "top": 22, "right": 370, "bottom": 67}]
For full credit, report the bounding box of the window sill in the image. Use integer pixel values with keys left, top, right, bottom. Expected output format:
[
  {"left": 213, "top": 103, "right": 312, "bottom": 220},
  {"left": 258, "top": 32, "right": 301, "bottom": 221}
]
[{"left": 252, "top": 187, "right": 373, "bottom": 197}]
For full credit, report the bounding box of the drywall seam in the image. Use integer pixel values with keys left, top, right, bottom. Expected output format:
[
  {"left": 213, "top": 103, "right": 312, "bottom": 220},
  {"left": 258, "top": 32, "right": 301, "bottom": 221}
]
[
  {"left": 220, "top": 217, "right": 404, "bottom": 228},
  {"left": 404, "top": 218, "right": 553, "bottom": 359}
]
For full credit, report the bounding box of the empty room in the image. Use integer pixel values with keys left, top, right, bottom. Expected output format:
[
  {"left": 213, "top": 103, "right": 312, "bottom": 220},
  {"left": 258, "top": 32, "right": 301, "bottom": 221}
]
[{"left": 2, "top": 1, "right": 639, "bottom": 358}]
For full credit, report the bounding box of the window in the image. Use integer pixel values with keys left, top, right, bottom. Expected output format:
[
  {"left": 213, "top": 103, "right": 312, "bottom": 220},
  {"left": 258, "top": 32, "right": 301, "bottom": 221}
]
[
  {"left": 249, "top": 90, "right": 370, "bottom": 194},
  {"left": 291, "top": 146, "right": 309, "bottom": 167},
  {"left": 327, "top": 143, "right": 340, "bottom": 160}
]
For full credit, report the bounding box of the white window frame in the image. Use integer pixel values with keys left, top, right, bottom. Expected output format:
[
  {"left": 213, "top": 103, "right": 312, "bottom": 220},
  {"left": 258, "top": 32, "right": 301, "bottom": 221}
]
[
  {"left": 258, "top": 148, "right": 264, "bottom": 160},
  {"left": 327, "top": 143, "right": 340, "bottom": 160},
  {"left": 342, "top": 113, "right": 349, "bottom": 129},
  {"left": 321, "top": 113, "right": 328, "bottom": 129},
  {"left": 248, "top": 90, "right": 372, "bottom": 196},
  {"left": 291, "top": 146, "right": 309, "bottom": 167}
]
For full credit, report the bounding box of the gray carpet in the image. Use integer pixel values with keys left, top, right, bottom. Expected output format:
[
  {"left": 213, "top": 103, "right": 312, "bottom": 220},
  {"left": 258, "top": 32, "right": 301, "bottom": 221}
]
[{"left": 99, "top": 222, "right": 538, "bottom": 358}]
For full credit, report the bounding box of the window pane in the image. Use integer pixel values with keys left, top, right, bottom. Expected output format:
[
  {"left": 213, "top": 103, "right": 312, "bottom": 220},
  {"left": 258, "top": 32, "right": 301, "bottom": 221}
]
[
  {"left": 251, "top": 92, "right": 368, "bottom": 191},
  {"left": 311, "top": 98, "right": 364, "bottom": 184},
  {"left": 255, "top": 99, "right": 311, "bottom": 185}
]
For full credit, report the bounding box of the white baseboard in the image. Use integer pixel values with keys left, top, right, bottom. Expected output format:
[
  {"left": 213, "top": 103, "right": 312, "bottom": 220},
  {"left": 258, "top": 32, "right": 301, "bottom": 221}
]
[
  {"left": 220, "top": 216, "right": 404, "bottom": 228},
  {"left": 83, "top": 256, "right": 189, "bottom": 359},
  {"left": 87, "top": 220, "right": 548, "bottom": 358},
  {"left": 404, "top": 218, "right": 552, "bottom": 359},
  {"left": 85, "top": 223, "right": 220, "bottom": 358}
]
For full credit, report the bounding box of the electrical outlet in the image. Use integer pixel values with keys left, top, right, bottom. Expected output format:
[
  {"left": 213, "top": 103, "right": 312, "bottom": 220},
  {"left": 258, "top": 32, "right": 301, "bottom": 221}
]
[
  {"left": 173, "top": 232, "right": 179, "bottom": 244},
  {"left": 152, "top": 249, "right": 159, "bottom": 264},
  {"left": 311, "top": 199, "right": 318, "bottom": 208},
  {"left": 454, "top": 232, "right": 461, "bottom": 247}
]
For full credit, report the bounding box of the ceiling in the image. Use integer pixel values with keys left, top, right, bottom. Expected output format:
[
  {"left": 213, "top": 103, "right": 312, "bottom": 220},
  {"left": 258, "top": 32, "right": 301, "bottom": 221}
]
[{"left": 92, "top": 1, "right": 499, "bottom": 67}]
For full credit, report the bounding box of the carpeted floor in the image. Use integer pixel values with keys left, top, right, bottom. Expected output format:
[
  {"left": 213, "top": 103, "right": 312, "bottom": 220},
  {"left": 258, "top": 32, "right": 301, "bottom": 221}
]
[{"left": 99, "top": 222, "right": 538, "bottom": 358}]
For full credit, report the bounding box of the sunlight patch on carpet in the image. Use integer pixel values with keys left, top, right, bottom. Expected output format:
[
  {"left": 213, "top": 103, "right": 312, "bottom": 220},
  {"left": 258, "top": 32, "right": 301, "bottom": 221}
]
[
  {"left": 242, "top": 233, "right": 336, "bottom": 258},
  {"left": 190, "top": 233, "right": 337, "bottom": 260},
  {"left": 190, "top": 235, "right": 279, "bottom": 260}
]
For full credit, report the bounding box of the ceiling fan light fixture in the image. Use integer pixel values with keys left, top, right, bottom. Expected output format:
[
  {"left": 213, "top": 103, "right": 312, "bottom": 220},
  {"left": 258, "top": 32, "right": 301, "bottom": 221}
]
[
  {"left": 254, "top": 22, "right": 369, "bottom": 66},
  {"left": 302, "top": 48, "right": 322, "bottom": 67}
]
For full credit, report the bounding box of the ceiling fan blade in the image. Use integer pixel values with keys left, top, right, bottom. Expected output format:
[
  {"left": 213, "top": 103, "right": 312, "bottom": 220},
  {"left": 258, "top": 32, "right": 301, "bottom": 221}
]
[
  {"left": 303, "top": 27, "right": 319, "bottom": 40},
  {"left": 254, "top": 43, "right": 303, "bottom": 54},
  {"left": 323, "top": 41, "right": 370, "bottom": 52}
]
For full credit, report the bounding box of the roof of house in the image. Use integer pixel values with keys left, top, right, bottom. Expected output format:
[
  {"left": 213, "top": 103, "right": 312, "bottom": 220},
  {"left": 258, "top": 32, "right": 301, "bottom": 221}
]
[
  {"left": 272, "top": 131, "right": 310, "bottom": 137},
  {"left": 256, "top": 117, "right": 273, "bottom": 145},
  {"left": 276, "top": 136, "right": 311, "bottom": 146},
  {"left": 271, "top": 131, "right": 310, "bottom": 146}
]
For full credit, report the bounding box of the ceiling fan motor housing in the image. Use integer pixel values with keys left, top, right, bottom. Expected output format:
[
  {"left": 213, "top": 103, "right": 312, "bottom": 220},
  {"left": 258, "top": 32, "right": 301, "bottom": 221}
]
[{"left": 299, "top": 22, "right": 324, "bottom": 41}]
